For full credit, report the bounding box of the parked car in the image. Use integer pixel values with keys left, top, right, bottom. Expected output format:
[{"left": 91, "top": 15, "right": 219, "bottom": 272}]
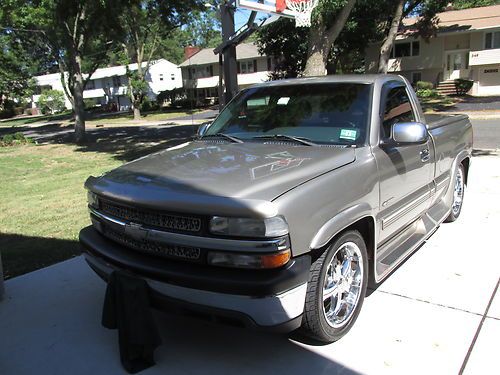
[{"left": 80, "top": 75, "right": 472, "bottom": 343}]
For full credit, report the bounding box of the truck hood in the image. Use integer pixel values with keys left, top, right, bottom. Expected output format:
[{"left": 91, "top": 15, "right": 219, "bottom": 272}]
[{"left": 86, "top": 141, "right": 355, "bottom": 214}]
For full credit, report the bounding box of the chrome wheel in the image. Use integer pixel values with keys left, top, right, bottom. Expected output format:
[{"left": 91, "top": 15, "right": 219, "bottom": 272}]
[
  {"left": 452, "top": 166, "right": 464, "bottom": 215},
  {"left": 322, "top": 241, "right": 364, "bottom": 329}
]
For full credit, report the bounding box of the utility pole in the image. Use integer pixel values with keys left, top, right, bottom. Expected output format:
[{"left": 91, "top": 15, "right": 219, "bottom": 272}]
[{"left": 220, "top": 0, "right": 239, "bottom": 106}]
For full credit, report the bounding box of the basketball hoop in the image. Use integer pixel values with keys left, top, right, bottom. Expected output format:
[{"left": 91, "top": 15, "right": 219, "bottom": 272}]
[{"left": 283, "top": 0, "right": 319, "bottom": 27}]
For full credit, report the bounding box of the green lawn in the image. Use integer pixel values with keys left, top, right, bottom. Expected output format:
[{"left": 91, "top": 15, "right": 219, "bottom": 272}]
[
  {"left": 0, "top": 111, "right": 73, "bottom": 127},
  {"left": 0, "top": 143, "right": 121, "bottom": 278},
  {"left": 420, "top": 95, "right": 458, "bottom": 113},
  {"left": 0, "top": 108, "right": 202, "bottom": 128}
]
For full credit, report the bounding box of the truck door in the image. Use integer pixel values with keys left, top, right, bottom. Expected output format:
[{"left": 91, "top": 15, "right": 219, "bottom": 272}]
[{"left": 374, "top": 82, "right": 433, "bottom": 244}]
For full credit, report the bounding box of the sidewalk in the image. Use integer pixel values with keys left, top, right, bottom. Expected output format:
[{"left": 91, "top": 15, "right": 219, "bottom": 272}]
[{"left": 0, "top": 155, "right": 498, "bottom": 375}]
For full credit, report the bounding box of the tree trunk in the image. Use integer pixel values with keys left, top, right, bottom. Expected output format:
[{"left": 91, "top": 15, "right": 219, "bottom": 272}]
[
  {"left": 133, "top": 106, "right": 141, "bottom": 120},
  {"left": 303, "top": 0, "right": 357, "bottom": 77},
  {"left": 73, "top": 55, "right": 86, "bottom": 144},
  {"left": 377, "top": 0, "right": 405, "bottom": 74}
]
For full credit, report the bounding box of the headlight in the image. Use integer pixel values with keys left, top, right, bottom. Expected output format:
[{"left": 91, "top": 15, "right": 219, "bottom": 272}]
[
  {"left": 209, "top": 216, "right": 288, "bottom": 238},
  {"left": 87, "top": 191, "right": 99, "bottom": 209}
]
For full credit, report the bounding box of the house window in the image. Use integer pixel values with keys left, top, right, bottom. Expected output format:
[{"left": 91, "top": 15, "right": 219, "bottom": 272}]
[
  {"left": 112, "top": 76, "right": 121, "bottom": 87},
  {"left": 239, "top": 60, "right": 255, "bottom": 74},
  {"left": 86, "top": 80, "right": 95, "bottom": 90},
  {"left": 159, "top": 74, "right": 164, "bottom": 81},
  {"left": 391, "top": 41, "right": 420, "bottom": 58},
  {"left": 485, "top": 31, "right": 500, "bottom": 49}
]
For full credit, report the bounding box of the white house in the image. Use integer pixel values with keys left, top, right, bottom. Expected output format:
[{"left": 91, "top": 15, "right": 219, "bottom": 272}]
[
  {"left": 179, "top": 43, "right": 274, "bottom": 105},
  {"left": 365, "top": 4, "right": 500, "bottom": 96},
  {"left": 32, "top": 59, "right": 182, "bottom": 111}
]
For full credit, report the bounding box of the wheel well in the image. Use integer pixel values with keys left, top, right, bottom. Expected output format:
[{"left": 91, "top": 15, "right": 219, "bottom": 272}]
[
  {"left": 461, "top": 157, "right": 470, "bottom": 185},
  {"left": 311, "top": 216, "right": 375, "bottom": 265}
]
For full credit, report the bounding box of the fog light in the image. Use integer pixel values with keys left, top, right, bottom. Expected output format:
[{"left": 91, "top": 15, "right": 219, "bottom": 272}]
[{"left": 207, "top": 249, "right": 291, "bottom": 269}]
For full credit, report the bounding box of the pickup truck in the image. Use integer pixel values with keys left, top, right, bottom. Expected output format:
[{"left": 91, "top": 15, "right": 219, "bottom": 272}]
[{"left": 80, "top": 75, "right": 472, "bottom": 343}]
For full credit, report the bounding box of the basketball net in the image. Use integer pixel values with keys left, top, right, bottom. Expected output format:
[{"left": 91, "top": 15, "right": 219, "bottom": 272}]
[{"left": 277, "top": 0, "right": 319, "bottom": 27}]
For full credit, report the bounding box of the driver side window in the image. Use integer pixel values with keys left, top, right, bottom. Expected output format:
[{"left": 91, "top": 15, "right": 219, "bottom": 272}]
[{"left": 381, "top": 86, "right": 416, "bottom": 139}]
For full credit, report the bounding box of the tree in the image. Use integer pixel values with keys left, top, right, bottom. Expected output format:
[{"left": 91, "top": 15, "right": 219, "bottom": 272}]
[
  {"left": 257, "top": 0, "right": 394, "bottom": 77},
  {"left": 37, "top": 89, "right": 65, "bottom": 114},
  {"left": 0, "top": 31, "right": 51, "bottom": 107},
  {"left": 303, "top": 0, "right": 357, "bottom": 76},
  {"left": 377, "top": 1, "right": 451, "bottom": 73},
  {"left": 2, "top": 0, "right": 123, "bottom": 143},
  {"left": 118, "top": 0, "right": 204, "bottom": 120}
]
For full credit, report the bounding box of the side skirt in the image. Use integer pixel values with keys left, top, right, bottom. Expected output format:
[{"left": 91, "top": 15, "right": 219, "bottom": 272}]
[{"left": 374, "top": 198, "right": 450, "bottom": 283}]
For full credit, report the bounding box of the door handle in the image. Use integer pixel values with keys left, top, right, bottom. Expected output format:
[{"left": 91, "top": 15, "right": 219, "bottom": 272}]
[{"left": 420, "top": 148, "right": 430, "bottom": 163}]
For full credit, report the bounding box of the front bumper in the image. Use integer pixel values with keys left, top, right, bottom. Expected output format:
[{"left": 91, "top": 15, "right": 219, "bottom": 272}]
[{"left": 80, "top": 226, "right": 310, "bottom": 331}]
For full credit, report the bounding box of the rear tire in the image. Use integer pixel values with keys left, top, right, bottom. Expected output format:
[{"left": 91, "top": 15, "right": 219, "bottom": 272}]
[
  {"left": 445, "top": 163, "right": 465, "bottom": 223},
  {"left": 300, "top": 230, "right": 368, "bottom": 343}
]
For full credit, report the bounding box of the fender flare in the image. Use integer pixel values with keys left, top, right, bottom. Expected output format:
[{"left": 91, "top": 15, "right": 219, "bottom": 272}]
[{"left": 309, "top": 203, "right": 375, "bottom": 250}]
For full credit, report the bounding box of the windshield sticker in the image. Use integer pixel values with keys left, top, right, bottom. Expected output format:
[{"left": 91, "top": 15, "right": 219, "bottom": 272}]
[
  {"left": 277, "top": 97, "right": 290, "bottom": 105},
  {"left": 339, "top": 129, "right": 357, "bottom": 141}
]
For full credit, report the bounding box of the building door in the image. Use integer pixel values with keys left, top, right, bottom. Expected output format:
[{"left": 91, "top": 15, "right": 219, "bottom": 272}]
[{"left": 445, "top": 51, "right": 469, "bottom": 80}]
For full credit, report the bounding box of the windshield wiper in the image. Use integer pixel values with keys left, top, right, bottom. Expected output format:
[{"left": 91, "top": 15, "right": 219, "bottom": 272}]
[
  {"left": 201, "top": 133, "right": 243, "bottom": 143},
  {"left": 252, "top": 134, "right": 318, "bottom": 146}
]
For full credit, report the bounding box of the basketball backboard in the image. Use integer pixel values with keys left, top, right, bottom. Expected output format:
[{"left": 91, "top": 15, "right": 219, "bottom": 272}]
[{"left": 235, "top": 0, "right": 297, "bottom": 19}]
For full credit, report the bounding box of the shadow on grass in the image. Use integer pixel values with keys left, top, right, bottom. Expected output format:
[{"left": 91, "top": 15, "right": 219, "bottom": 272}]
[
  {"left": 0, "top": 112, "right": 73, "bottom": 127},
  {"left": 1, "top": 232, "right": 81, "bottom": 280},
  {"left": 67, "top": 124, "right": 198, "bottom": 162}
]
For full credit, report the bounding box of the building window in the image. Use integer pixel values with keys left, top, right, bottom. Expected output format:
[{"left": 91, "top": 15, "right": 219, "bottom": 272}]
[
  {"left": 239, "top": 60, "right": 255, "bottom": 74},
  {"left": 86, "top": 80, "right": 95, "bottom": 90},
  {"left": 391, "top": 41, "right": 420, "bottom": 58},
  {"left": 112, "top": 76, "right": 121, "bottom": 87},
  {"left": 159, "top": 74, "right": 164, "bottom": 81},
  {"left": 485, "top": 31, "right": 500, "bottom": 49}
]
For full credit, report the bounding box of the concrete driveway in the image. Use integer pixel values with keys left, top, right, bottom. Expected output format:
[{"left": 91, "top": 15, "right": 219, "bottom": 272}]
[{"left": 1, "top": 155, "right": 499, "bottom": 375}]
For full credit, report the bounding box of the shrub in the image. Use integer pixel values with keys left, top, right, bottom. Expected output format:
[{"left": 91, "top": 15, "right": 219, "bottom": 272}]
[
  {"left": 0, "top": 100, "right": 16, "bottom": 119},
  {"left": 140, "top": 97, "right": 159, "bottom": 112},
  {"left": 171, "top": 98, "right": 194, "bottom": 109},
  {"left": 37, "top": 89, "right": 66, "bottom": 114},
  {"left": 84, "top": 98, "right": 98, "bottom": 110},
  {"left": 416, "top": 88, "right": 439, "bottom": 98},
  {"left": 416, "top": 81, "right": 434, "bottom": 90},
  {"left": 157, "top": 88, "right": 187, "bottom": 106},
  {"left": 454, "top": 79, "right": 473, "bottom": 96},
  {"left": 0, "top": 132, "right": 34, "bottom": 147}
]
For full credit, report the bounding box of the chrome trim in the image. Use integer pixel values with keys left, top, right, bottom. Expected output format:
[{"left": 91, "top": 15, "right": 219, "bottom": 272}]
[
  {"left": 85, "top": 253, "right": 307, "bottom": 327},
  {"left": 89, "top": 207, "right": 288, "bottom": 253},
  {"left": 382, "top": 190, "right": 431, "bottom": 229}
]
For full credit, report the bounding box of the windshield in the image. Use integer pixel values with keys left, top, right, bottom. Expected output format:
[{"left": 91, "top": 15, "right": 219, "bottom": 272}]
[{"left": 205, "top": 83, "right": 372, "bottom": 146}]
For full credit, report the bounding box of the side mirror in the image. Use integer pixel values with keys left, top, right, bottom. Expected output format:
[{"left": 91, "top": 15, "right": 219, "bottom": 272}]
[
  {"left": 391, "top": 122, "right": 428, "bottom": 145},
  {"left": 197, "top": 122, "right": 211, "bottom": 138}
]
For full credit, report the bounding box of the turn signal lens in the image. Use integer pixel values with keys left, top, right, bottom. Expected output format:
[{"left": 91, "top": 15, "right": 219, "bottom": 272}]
[{"left": 207, "top": 249, "right": 291, "bottom": 269}]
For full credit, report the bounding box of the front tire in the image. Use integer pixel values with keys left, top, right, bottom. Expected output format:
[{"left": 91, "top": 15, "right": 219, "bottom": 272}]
[
  {"left": 445, "top": 163, "right": 465, "bottom": 222},
  {"left": 301, "top": 230, "right": 368, "bottom": 343}
]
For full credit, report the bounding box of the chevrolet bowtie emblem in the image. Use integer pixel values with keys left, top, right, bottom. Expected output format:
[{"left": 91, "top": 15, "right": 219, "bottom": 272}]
[{"left": 124, "top": 222, "right": 148, "bottom": 241}]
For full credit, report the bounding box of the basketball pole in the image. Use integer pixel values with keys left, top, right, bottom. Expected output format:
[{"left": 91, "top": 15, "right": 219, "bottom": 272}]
[{"left": 220, "top": 0, "right": 239, "bottom": 106}]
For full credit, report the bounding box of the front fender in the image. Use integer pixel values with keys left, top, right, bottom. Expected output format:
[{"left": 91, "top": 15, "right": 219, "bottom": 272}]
[{"left": 309, "top": 203, "right": 374, "bottom": 249}]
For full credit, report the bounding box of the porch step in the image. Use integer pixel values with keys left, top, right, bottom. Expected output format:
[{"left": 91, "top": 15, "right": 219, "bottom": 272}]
[{"left": 436, "top": 80, "right": 457, "bottom": 96}]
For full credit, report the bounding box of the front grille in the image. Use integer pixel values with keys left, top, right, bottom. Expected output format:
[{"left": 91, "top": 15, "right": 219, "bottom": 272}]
[
  {"left": 100, "top": 200, "right": 202, "bottom": 233},
  {"left": 103, "top": 226, "right": 202, "bottom": 262}
]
